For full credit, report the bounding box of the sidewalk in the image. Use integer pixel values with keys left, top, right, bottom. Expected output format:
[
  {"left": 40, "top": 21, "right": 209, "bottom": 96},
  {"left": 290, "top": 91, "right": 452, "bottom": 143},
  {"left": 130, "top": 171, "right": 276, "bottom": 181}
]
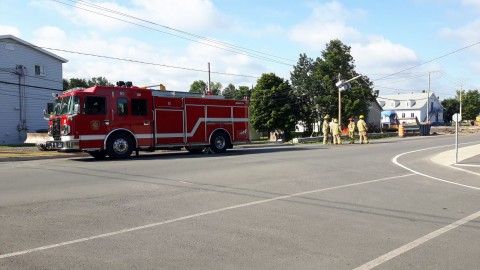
[
  {"left": 0, "top": 146, "right": 86, "bottom": 162},
  {"left": 431, "top": 144, "right": 480, "bottom": 175}
]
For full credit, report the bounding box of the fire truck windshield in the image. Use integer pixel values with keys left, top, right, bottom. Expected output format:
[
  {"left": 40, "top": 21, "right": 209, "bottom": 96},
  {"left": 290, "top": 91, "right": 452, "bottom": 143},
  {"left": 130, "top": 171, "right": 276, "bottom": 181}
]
[{"left": 53, "top": 95, "right": 80, "bottom": 116}]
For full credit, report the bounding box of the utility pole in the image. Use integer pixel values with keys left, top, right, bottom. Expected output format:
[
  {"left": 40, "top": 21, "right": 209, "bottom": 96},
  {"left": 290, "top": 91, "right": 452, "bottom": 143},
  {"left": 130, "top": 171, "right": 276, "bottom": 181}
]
[
  {"left": 207, "top": 62, "right": 211, "bottom": 94},
  {"left": 426, "top": 72, "right": 430, "bottom": 123}
]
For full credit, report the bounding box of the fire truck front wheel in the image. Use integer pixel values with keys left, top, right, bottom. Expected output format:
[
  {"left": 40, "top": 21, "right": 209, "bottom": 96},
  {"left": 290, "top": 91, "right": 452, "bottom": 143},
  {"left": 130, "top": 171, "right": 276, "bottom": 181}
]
[
  {"left": 210, "top": 131, "right": 230, "bottom": 153},
  {"left": 106, "top": 133, "right": 134, "bottom": 159}
]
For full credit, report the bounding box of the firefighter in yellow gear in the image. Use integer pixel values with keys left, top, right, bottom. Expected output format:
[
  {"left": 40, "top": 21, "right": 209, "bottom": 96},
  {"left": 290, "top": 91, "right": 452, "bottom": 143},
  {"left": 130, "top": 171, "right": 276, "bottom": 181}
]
[
  {"left": 357, "top": 115, "right": 369, "bottom": 144},
  {"left": 348, "top": 117, "right": 356, "bottom": 144},
  {"left": 331, "top": 118, "right": 342, "bottom": 144},
  {"left": 322, "top": 115, "right": 331, "bottom": 144}
]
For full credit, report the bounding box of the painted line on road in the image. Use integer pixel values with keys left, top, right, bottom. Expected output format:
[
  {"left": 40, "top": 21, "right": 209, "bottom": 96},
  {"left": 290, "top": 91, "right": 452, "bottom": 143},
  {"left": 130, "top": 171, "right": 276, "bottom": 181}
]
[
  {"left": 353, "top": 209, "right": 480, "bottom": 270},
  {"left": 352, "top": 141, "right": 480, "bottom": 269},
  {"left": 392, "top": 144, "right": 480, "bottom": 191},
  {"left": 0, "top": 173, "right": 415, "bottom": 260}
]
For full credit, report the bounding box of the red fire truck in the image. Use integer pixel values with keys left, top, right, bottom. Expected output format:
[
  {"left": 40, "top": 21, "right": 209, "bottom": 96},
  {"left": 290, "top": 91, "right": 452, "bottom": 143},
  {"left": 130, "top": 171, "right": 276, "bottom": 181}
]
[{"left": 45, "top": 81, "right": 250, "bottom": 159}]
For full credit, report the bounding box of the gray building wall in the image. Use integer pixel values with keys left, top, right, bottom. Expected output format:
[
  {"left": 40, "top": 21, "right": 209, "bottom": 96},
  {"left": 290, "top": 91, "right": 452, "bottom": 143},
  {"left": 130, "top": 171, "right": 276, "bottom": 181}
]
[{"left": 0, "top": 36, "right": 66, "bottom": 144}]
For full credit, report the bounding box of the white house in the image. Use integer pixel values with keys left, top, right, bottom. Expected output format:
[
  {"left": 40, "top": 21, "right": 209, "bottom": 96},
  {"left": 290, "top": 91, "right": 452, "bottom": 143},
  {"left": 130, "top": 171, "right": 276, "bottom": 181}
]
[
  {"left": 377, "top": 92, "right": 444, "bottom": 127},
  {"left": 0, "top": 35, "right": 67, "bottom": 144}
]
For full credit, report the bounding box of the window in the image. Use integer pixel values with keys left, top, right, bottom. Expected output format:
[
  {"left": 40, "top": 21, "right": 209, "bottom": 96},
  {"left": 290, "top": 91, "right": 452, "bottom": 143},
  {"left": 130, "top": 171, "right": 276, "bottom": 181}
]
[
  {"left": 4, "top": 43, "right": 14, "bottom": 50},
  {"left": 131, "top": 99, "right": 147, "bottom": 116},
  {"left": 411, "top": 113, "right": 415, "bottom": 117},
  {"left": 84, "top": 96, "right": 106, "bottom": 115},
  {"left": 401, "top": 113, "right": 405, "bottom": 118},
  {"left": 117, "top": 98, "right": 128, "bottom": 116},
  {"left": 35, "top": 65, "right": 45, "bottom": 76}
]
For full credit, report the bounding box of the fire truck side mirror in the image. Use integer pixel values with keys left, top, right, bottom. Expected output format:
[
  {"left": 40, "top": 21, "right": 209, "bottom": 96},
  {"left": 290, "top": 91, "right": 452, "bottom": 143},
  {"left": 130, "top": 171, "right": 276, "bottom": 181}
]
[
  {"left": 43, "top": 109, "right": 50, "bottom": 120},
  {"left": 74, "top": 104, "right": 80, "bottom": 114}
]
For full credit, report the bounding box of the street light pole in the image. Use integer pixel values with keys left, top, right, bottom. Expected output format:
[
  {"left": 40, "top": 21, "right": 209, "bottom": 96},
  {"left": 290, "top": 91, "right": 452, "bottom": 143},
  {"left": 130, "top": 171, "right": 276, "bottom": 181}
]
[{"left": 336, "top": 74, "right": 362, "bottom": 128}]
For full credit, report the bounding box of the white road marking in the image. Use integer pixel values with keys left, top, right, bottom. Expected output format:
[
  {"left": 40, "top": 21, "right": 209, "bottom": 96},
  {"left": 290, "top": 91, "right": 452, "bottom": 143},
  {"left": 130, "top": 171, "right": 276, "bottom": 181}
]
[
  {"left": 0, "top": 173, "right": 414, "bottom": 259},
  {"left": 353, "top": 209, "right": 480, "bottom": 270},
  {"left": 353, "top": 141, "right": 480, "bottom": 269},
  {"left": 392, "top": 145, "right": 480, "bottom": 191}
]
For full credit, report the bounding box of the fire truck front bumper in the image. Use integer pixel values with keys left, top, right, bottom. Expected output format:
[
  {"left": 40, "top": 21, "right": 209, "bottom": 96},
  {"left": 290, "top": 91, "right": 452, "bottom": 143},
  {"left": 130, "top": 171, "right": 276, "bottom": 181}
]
[{"left": 45, "top": 140, "right": 81, "bottom": 152}]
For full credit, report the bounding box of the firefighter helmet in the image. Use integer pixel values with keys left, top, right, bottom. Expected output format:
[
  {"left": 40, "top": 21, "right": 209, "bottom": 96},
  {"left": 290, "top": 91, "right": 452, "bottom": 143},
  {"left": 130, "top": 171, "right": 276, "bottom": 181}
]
[
  {"left": 349, "top": 117, "right": 354, "bottom": 121},
  {"left": 359, "top": 115, "right": 365, "bottom": 119},
  {"left": 324, "top": 115, "right": 330, "bottom": 119},
  {"left": 333, "top": 118, "right": 338, "bottom": 123}
]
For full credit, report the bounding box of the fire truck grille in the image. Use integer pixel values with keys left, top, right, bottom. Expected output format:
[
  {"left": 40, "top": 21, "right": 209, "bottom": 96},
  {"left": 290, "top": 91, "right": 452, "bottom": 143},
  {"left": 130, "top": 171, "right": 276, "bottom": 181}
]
[{"left": 52, "top": 118, "right": 61, "bottom": 140}]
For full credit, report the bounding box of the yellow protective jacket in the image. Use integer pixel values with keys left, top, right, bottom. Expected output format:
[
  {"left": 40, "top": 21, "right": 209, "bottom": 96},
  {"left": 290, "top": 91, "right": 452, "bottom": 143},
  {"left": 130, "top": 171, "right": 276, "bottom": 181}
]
[
  {"left": 348, "top": 122, "right": 355, "bottom": 133},
  {"left": 357, "top": 119, "right": 368, "bottom": 132},
  {"left": 322, "top": 120, "right": 331, "bottom": 134}
]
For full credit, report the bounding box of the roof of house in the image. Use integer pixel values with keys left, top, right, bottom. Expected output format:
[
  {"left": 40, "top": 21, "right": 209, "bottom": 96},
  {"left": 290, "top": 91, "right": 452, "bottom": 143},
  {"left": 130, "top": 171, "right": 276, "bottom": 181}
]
[
  {"left": 376, "top": 92, "right": 441, "bottom": 110},
  {"left": 0, "top": 35, "right": 68, "bottom": 63}
]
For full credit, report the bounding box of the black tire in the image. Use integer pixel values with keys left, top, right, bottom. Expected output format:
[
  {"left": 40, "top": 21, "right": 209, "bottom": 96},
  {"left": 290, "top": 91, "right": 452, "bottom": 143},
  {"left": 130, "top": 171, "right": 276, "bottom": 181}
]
[
  {"left": 106, "top": 133, "right": 134, "bottom": 159},
  {"left": 185, "top": 146, "right": 205, "bottom": 154},
  {"left": 210, "top": 131, "right": 229, "bottom": 153},
  {"left": 88, "top": 150, "right": 107, "bottom": 159}
]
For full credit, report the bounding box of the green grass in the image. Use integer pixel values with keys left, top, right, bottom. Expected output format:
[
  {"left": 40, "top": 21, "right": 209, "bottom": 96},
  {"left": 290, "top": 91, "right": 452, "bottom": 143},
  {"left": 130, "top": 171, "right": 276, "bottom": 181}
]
[{"left": 0, "top": 143, "right": 36, "bottom": 148}]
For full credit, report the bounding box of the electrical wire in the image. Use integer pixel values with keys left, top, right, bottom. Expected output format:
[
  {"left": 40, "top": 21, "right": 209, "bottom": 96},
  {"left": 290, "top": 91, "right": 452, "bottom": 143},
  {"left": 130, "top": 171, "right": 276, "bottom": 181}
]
[
  {"left": 372, "top": 41, "right": 480, "bottom": 82},
  {"left": 50, "top": 0, "right": 294, "bottom": 66},
  {"left": 68, "top": 0, "right": 296, "bottom": 63},
  {"left": 2, "top": 41, "right": 261, "bottom": 79}
]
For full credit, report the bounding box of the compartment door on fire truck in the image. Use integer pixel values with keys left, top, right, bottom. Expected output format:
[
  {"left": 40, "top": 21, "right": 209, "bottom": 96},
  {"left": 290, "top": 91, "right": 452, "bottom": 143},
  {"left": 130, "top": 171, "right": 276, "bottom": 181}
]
[{"left": 154, "top": 97, "right": 184, "bottom": 145}]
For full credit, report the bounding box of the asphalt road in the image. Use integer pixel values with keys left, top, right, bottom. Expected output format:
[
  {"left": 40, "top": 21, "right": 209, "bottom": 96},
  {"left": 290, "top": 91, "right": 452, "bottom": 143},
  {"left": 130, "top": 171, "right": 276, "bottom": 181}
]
[{"left": 0, "top": 135, "right": 479, "bottom": 269}]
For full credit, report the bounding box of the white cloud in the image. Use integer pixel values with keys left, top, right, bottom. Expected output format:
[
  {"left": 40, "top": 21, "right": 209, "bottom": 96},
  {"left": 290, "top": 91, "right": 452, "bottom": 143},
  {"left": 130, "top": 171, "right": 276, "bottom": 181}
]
[
  {"left": 289, "top": 0, "right": 421, "bottom": 90},
  {"left": 0, "top": 25, "right": 21, "bottom": 37},
  {"left": 439, "top": 19, "right": 480, "bottom": 44},
  {"left": 30, "top": 28, "right": 262, "bottom": 91},
  {"left": 51, "top": 0, "right": 226, "bottom": 32},
  {"left": 351, "top": 36, "right": 418, "bottom": 74}
]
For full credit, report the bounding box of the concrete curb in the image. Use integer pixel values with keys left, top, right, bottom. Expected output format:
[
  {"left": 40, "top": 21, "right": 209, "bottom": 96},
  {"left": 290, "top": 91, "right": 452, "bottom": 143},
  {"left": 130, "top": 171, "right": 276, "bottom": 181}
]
[{"left": 431, "top": 144, "right": 480, "bottom": 166}]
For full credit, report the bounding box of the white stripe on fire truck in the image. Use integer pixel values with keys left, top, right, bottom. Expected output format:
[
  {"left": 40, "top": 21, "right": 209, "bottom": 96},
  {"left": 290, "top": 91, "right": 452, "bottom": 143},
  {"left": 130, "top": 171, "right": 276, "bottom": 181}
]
[
  {"left": 79, "top": 135, "right": 106, "bottom": 141},
  {"left": 155, "top": 117, "right": 249, "bottom": 139}
]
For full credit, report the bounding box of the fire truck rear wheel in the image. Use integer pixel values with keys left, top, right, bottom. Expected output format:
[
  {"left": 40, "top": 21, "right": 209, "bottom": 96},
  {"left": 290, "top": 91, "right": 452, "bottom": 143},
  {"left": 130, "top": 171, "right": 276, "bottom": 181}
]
[
  {"left": 210, "top": 131, "right": 229, "bottom": 153},
  {"left": 107, "top": 133, "right": 134, "bottom": 159}
]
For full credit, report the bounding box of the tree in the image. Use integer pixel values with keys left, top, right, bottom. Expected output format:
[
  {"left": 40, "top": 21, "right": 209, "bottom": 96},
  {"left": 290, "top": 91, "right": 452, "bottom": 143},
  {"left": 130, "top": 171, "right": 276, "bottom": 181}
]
[
  {"left": 235, "top": 86, "right": 252, "bottom": 100},
  {"left": 461, "top": 89, "right": 480, "bottom": 120},
  {"left": 312, "top": 39, "right": 374, "bottom": 126},
  {"left": 250, "top": 73, "right": 298, "bottom": 140},
  {"left": 63, "top": 77, "right": 113, "bottom": 90},
  {"left": 88, "top": 76, "right": 113, "bottom": 86},
  {"left": 189, "top": 80, "right": 222, "bottom": 95},
  {"left": 290, "top": 53, "right": 318, "bottom": 134},
  {"left": 189, "top": 80, "right": 207, "bottom": 94},
  {"left": 441, "top": 97, "right": 459, "bottom": 123},
  {"left": 222, "top": 83, "right": 237, "bottom": 99},
  {"left": 63, "top": 78, "right": 88, "bottom": 90}
]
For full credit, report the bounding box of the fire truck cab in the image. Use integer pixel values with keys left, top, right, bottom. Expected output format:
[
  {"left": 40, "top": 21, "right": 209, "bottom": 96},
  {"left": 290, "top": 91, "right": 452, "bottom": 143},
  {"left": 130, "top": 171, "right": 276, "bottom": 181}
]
[{"left": 46, "top": 82, "right": 250, "bottom": 159}]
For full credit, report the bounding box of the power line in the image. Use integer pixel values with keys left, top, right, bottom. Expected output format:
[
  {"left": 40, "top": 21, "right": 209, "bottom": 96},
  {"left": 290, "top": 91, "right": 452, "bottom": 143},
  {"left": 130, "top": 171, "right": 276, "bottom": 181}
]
[
  {"left": 373, "top": 41, "right": 480, "bottom": 82},
  {"left": 3, "top": 41, "right": 261, "bottom": 79},
  {"left": 0, "top": 80, "right": 64, "bottom": 92},
  {"left": 50, "top": 0, "right": 293, "bottom": 66},
  {"left": 69, "top": 0, "right": 296, "bottom": 63}
]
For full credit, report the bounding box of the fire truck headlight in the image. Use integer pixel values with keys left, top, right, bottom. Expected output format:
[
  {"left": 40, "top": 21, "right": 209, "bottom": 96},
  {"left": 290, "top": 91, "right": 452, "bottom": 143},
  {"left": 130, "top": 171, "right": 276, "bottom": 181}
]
[{"left": 61, "top": 125, "right": 71, "bottom": 135}]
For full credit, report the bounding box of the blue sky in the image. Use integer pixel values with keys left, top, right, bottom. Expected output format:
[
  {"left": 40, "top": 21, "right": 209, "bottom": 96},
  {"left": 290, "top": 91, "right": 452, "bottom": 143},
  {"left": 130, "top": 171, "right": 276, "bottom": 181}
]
[{"left": 1, "top": 0, "right": 480, "bottom": 99}]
